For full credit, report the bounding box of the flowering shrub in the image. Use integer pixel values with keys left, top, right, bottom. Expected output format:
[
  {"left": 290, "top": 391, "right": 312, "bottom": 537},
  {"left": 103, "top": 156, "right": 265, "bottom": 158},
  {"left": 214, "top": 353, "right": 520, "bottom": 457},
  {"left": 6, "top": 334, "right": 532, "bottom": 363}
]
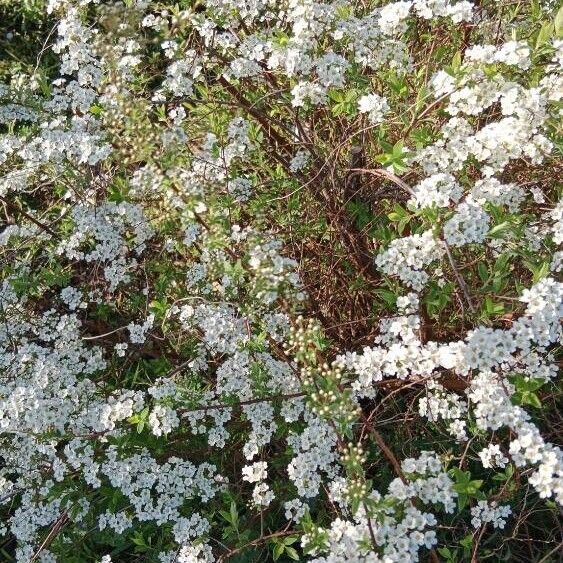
[{"left": 0, "top": 0, "right": 561, "bottom": 561}]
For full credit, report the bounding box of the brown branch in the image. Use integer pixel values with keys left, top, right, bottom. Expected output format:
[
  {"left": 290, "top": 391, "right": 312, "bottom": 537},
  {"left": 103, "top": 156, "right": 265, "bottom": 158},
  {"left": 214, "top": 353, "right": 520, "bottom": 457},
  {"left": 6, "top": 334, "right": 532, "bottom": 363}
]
[
  {"left": 443, "top": 240, "right": 476, "bottom": 313},
  {"left": 347, "top": 168, "right": 415, "bottom": 197},
  {"left": 360, "top": 413, "right": 406, "bottom": 482},
  {"left": 178, "top": 391, "right": 306, "bottom": 414},
  {"left": 0, "top": 195, "right": 59, "bottom": 238},
  {"left": 31, "top": 511, "right": 69, "bottom": 562},
  {"left": 217, "top": 529, "right": 296, "bottom": 562}
]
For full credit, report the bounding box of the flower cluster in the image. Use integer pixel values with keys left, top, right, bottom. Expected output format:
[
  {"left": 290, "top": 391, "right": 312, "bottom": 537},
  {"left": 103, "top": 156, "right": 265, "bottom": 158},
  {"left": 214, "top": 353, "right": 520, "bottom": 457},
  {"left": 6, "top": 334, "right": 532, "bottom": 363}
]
[
  {"left": 375, "top": 231, "right": 445, "bottom": 290},
  {"left": 470, "top": 501, "right": 512, "bottom": 530}
]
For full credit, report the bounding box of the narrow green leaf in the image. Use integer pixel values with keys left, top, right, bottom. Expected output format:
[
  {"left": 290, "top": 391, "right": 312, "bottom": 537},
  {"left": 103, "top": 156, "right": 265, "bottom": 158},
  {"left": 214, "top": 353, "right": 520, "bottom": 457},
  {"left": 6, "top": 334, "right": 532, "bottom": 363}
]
[
  {"left": 273, "top": 543, "right": 284, "bottom": 561},
  {"left": 556, "top": 5, "right": 563, "bottom": 36},
  {"left": 286, "top": 546, "right": 300, "bottom": 560}
]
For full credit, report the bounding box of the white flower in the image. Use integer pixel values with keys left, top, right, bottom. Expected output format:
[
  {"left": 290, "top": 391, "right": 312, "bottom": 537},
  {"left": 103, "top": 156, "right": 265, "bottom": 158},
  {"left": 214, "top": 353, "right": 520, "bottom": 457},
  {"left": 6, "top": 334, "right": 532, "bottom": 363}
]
[
  {"left": 290, "top": 150, "right": 309, "bottom": 173},
  {"left": 357, "top": 93, "right": 389, "bottom": 124},
  {"left": 242, "top": 461, "right": 268, "bottom": 483},
  {"left": 252, "top": 482, "right": 275, "bottom": 507},
  {"left": 444, "top": 200, "right": 490, "bottom": 246},
  {"left": 471, "top": 501, "right": 511, "bottom": 529},
  {"left": 410, "top": 173, "right": 463, "bottom": 209},
  {"left": 479, "top": 444, "right": 509, "bottom": 469},
  {"left": 128, "top": 314, "right": 155, "bottom": 344},
  {"left": 60, "top": 286, "right": 85, "bottom": 310}
]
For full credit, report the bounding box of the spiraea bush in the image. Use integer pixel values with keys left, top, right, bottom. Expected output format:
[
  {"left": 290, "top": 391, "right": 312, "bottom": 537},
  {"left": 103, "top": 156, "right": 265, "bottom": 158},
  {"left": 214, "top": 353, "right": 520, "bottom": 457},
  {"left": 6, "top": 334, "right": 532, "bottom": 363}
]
[{"left": 0, "top": 0, "right": 562, "bottom": 561}]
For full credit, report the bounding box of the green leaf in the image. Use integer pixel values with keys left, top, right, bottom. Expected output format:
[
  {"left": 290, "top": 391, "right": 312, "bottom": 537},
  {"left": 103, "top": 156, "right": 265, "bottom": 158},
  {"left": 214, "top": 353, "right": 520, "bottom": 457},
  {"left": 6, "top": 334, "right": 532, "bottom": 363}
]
[
  {"left": 533, "top": 260, "right": 550, "bottom": 282},
  {"left": 328, "top": 90, "right": 345, "bottom": 103},
  {"left": 397, "top": 217, "right": 410, "bottom": 235},
  {"left": 273, "top": 543, "right": 284, "bottom": 561},
  {"left": 135, "top": 407, "right": 149, "bottom": 433},
  {"left": 283, "top": 536, "right": 299, "bottom": 546},
  {"left": 230, "top": 501, "right": 239, "bottom": 526},
  {"left": 523, "top": 391, "right": 542, "bottom": 408},
  {"left": 510, "top": 375, "right": 545, "bottom": 408},
  {"left": 484, "top": 296, "right": 504, "bottom": 316},
  {"left": 528, "top": 379, "right": 545, "bottom": 392},
  {"left": 458, "top": 493, "right": 468, "bottom": 510},
  {"left": 89, "top": 104, "right": 103, "bottom": 116},
  {"left": 450, "top": 467, "right": 470, "bottom": 483},
  {"left": 375, "top": 289, "right": 397, "bottom": 308},
  {"left": 536, "top": 22, "right": 554, "bottom": 48},
  {"left": 460, "top": 533, "right": 473, "bottom": 557},
  {"left": 451, "top": 50, "right": 462, "bottom": 72},
  {"left": 414, "top": 85, "right": 429, "bottom": 113},
  {"left": 460, "top": 535, "right": 473, "bottom": 549},
  {"left": 478, "top": 262, "right": 489, "bottom": 282},
  {"left": 493, "top": 464, "right": 514, "bottom": 482},
  {"left": 392, "top": 203, "right": 409, "bottom": 218},
  {"left": 514, "top": 376, "right": 545, "bottom": 393},
  {"left": 524, "top": 259, "right": 550, "bottom": 283},
  {"left": 286, "top": 547, "right": 300, "bottom": 560},
  {"left": 556, "top": 5, "right": 563, "bottom": 37},
  {"left": 488, "top": 221, "right": 510, "bottom": 237},
  {"left": 350, "top": 495, "right": 361, "bottom": 515},
  {"left": 392, "top": 140, "right": 404, "bottom": 156},
  {"left": 131, "top": 532, "right": 147, "bottom": 547}
]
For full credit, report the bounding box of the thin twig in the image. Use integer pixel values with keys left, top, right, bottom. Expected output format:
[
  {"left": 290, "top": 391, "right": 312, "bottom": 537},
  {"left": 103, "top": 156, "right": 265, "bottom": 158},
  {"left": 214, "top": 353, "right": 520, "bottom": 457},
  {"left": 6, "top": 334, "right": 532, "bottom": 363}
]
[
  {"left": 347, "top": 168, "right": 416, "bottom": 197},
  {"left": 0, "top": 195, "right": 58, "bottom": 238},
  {"left": 178, "top": 391, "right": 306, "bottom": 414},
  {"left": 30, "top": 511, "right": 69, "bottom": 562},
  {"left": 537, "top": 540, "right": 563, "bottom": 563},
  {"left": 443, "top": 240, "right": 476, "bottom": 313}
]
